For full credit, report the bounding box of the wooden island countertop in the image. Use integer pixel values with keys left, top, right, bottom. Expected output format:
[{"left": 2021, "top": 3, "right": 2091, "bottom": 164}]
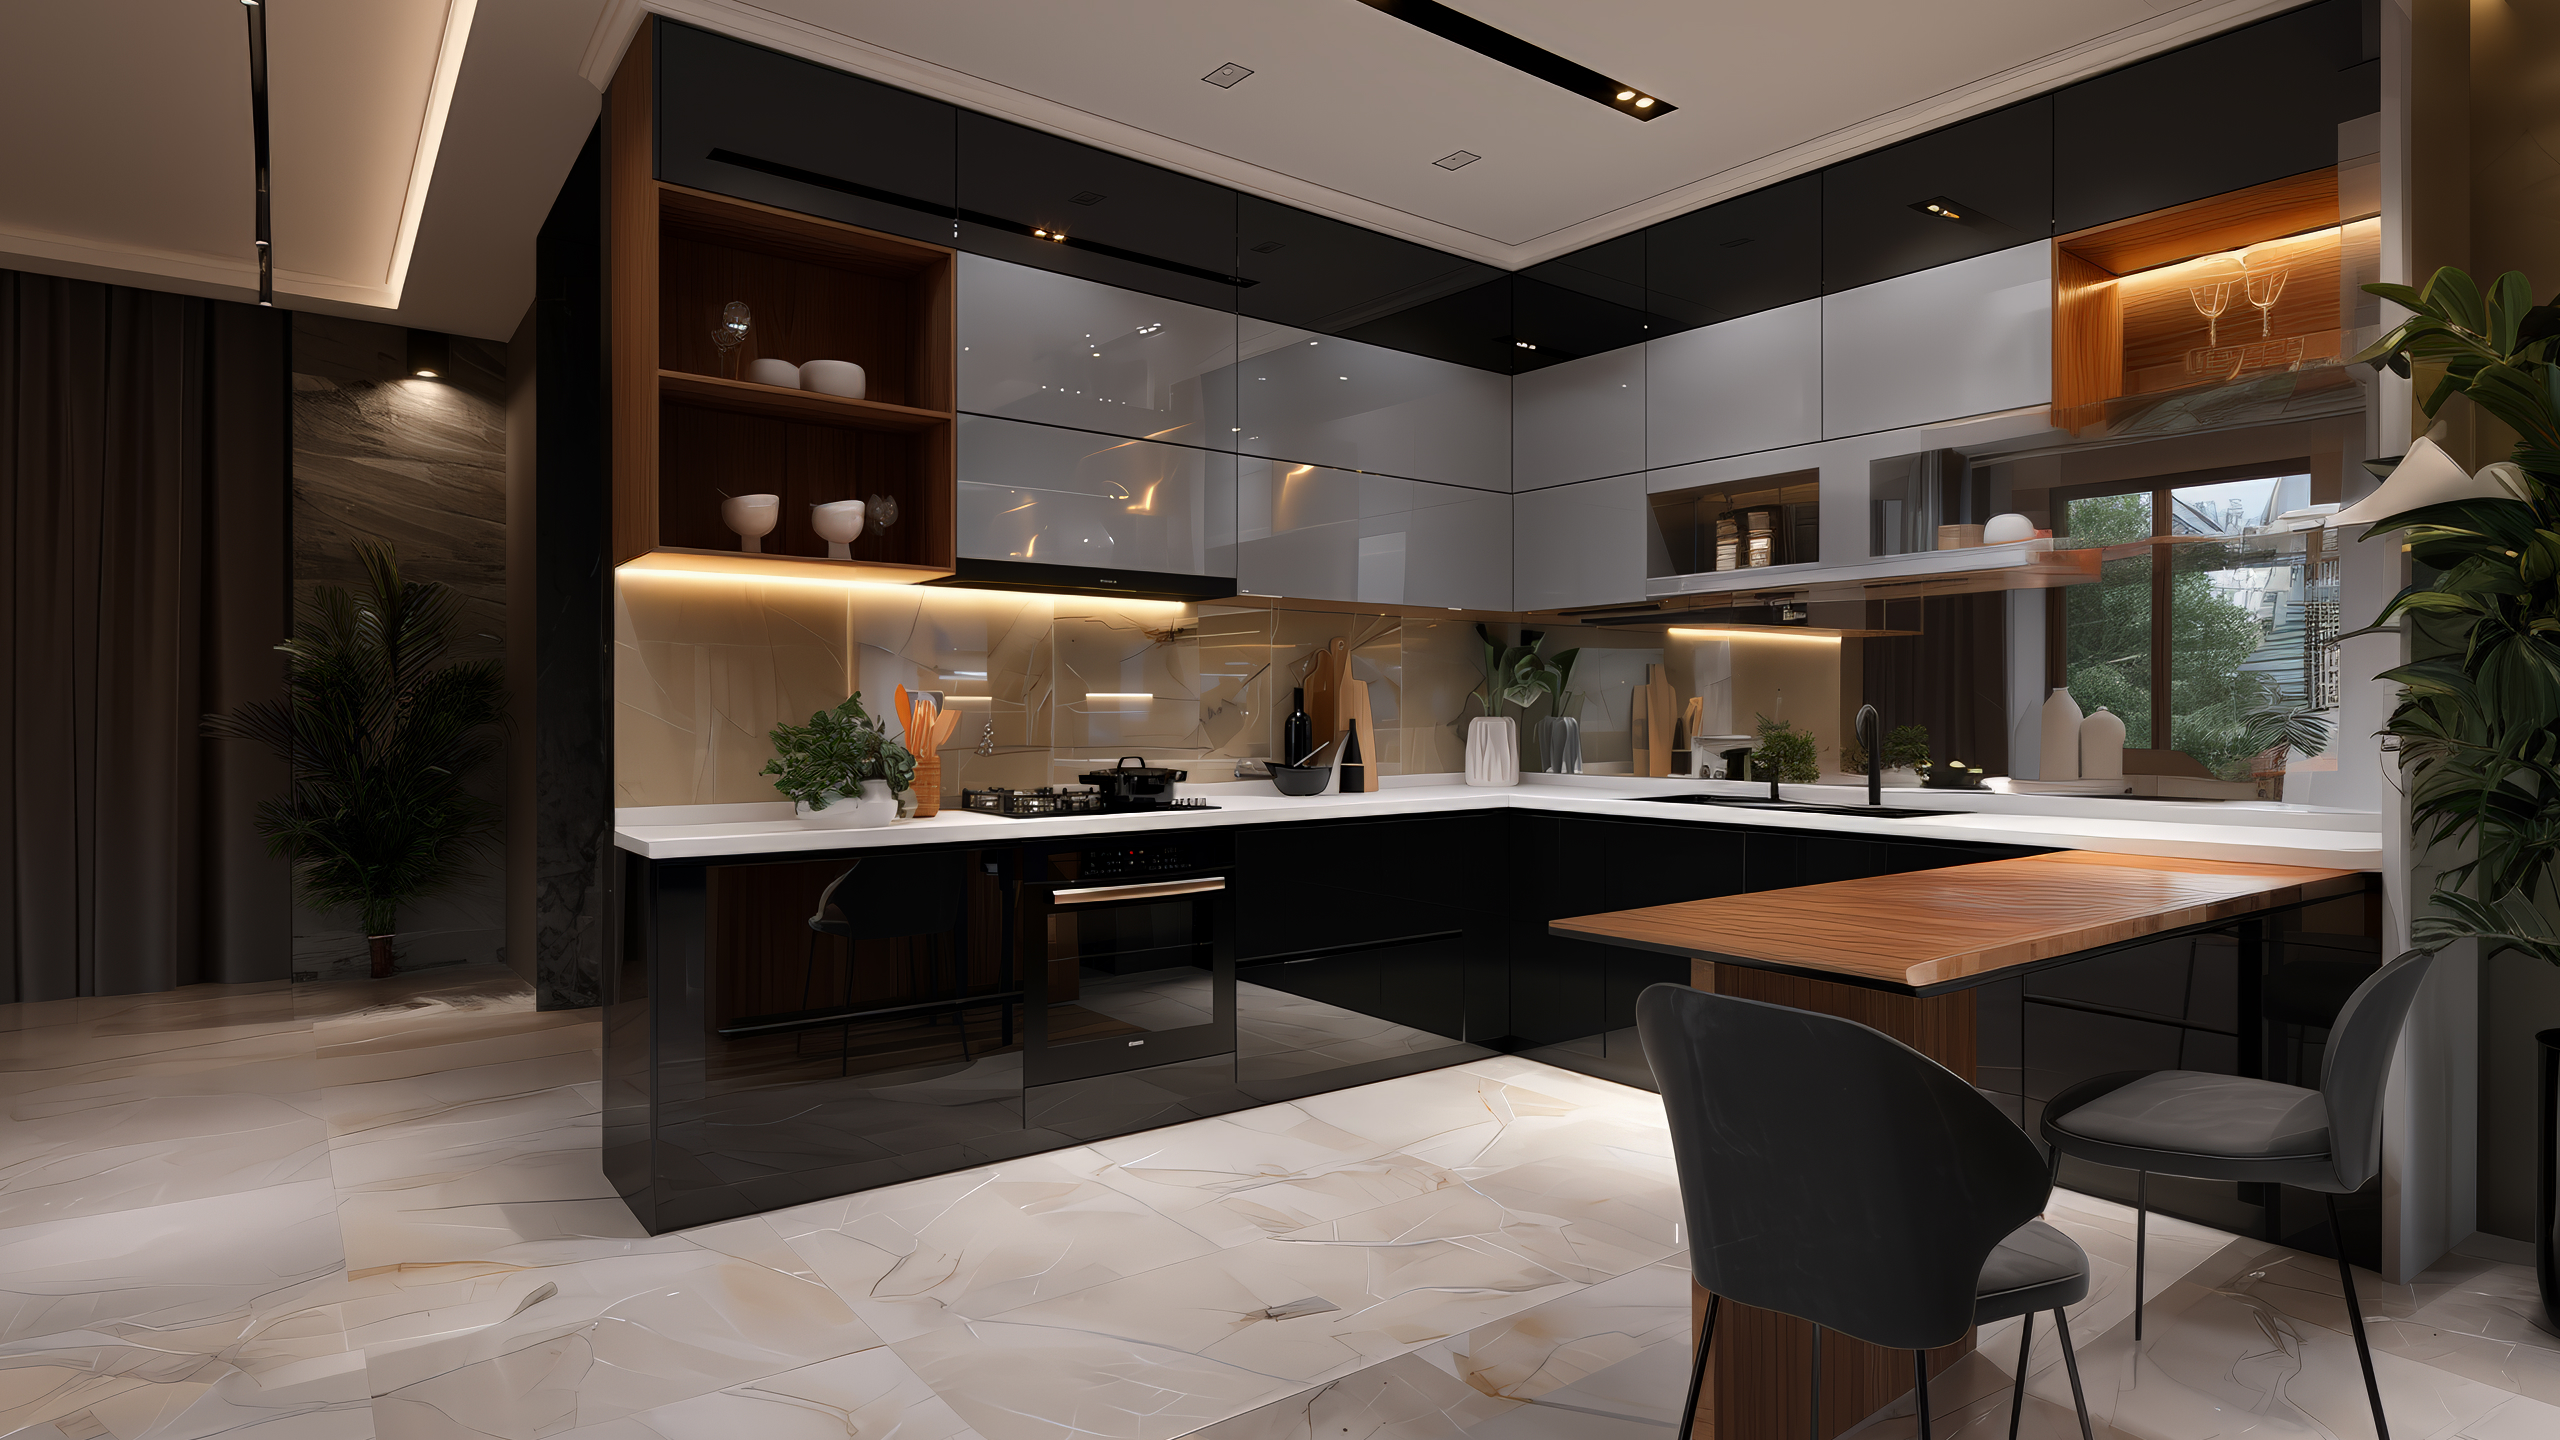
[{"left": 1551, "top": 849, "right": 2369, "bottom": 994}]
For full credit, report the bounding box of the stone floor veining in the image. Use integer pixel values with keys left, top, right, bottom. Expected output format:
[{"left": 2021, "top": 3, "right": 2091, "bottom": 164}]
[{"left": 1, "top": 966, "right": 2552, "bottom": 1440}]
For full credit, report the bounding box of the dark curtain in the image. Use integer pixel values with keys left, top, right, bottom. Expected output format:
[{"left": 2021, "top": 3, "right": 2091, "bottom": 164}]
[
  {"left": 1862, "top": 593, "right": 2010, "bottom": 777},
  {"left": 1, "top": 270, "right": 291, "bottom": 1001}
]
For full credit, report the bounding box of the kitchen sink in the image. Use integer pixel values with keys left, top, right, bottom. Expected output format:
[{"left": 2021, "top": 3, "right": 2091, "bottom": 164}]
[{"left": 1640, "top": 794, "right": 1965, "bottom": 820}]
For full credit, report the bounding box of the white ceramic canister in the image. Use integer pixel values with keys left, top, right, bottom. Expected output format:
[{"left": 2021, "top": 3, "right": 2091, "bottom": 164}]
[
  {"left": 2080, "top": 706, "right": 2127, "bottom": 779},
  {"left": 1465, "top": 715, "right": 1519, "bottom": 786},
  {"left": 2039, "top": 687, "right": 2084, "bottom": 780},
  {"left": 800, "top": 360, "right": 867, "bottom": 400},
  {"left": 745, "top": 358, "right": 800, "bottom": 387},
  {"left": 1984, "top": 512, "right": 2038, "bottom": 544}
]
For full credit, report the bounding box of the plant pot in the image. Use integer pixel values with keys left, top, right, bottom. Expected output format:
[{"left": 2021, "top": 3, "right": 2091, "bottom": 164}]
[
  {"left": 367, "top": 934, "right": 395, "bottom": 980},
  {"left": 1537, "top": 715, "right": 1581, "bottom": 775},
  {"left": 1465, "top": 716, "right": 1518, "bottom": 786},
  {"left": 797, "top": 780, "right": 897, "bottom": 829},
  {"left": 1881, "top": 766, "right": 1923, "bottom": 788},
  {"left": 2540, "top": 1028, "right": 2560, "bottom": 1334}
]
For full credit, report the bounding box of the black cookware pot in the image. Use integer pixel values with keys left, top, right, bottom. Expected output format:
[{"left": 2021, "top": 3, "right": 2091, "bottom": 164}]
[{"left": 1079, "top": 756, "right": 1188, "bottom": 803}]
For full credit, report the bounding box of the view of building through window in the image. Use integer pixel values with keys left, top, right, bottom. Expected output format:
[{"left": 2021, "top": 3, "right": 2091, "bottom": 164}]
[{"left": 2059, "top": 473, "right": 2336, "bottom": 782}]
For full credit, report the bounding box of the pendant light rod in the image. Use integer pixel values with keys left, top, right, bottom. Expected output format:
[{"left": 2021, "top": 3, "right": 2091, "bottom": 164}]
[{"left": 243, "top": 0, "right": 272, "bottom": 306}]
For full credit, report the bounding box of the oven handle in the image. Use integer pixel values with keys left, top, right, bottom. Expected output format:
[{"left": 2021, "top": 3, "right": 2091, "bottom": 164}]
[{"left": 1049, "top": 876, "right": 1227, "bottom": 905}]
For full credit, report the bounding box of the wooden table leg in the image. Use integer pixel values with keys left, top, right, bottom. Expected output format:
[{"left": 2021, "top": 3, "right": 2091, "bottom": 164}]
[{"left": 1686, "top": 959, "right": 1977, "bottom": 1440}]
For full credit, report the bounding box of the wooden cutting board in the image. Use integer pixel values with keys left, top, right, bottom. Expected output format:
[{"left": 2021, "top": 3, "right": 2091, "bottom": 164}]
[
  {"left": 1647, "top": 670, "right": 1677, "bottom": 777},
  {"left": 1336, "top": 678, "right": 1378, "bottom": 792},
  {"left": 1629, "top": 681, "right": 1654, "bottom": 773}
]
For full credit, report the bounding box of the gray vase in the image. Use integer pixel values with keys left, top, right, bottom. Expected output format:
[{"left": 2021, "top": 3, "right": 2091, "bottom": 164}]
[{"left": 1537, "top": 715, "right": 1581, "bottom": 774}]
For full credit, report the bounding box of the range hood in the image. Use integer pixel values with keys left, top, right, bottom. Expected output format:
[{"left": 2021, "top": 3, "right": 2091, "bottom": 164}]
[{"left": 929, "top": 557, "right": 1238, "bottom": 602}]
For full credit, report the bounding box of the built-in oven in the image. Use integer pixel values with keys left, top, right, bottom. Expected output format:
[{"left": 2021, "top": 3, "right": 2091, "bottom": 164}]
[{"left": 1012, "top": 831, "right": 1235, "bottom": 1088}]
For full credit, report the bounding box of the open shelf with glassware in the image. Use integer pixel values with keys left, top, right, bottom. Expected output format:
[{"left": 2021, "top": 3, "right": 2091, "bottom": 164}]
[{"left": 607, "top": 23, "right": 956, "bottom": 583}]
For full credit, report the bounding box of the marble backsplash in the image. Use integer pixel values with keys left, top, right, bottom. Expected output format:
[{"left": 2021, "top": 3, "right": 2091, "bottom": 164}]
[{"left": 615, "top": 578, "right": 1560, "bottom": 807}]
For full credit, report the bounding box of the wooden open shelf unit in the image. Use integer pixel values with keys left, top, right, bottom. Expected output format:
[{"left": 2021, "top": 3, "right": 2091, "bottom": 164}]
[
  {"left": 608, "top": 22, "right": 957, "bottom": 582},
  {"left": 2051, "top": 167, "right": 2374, "bottom": 435}
]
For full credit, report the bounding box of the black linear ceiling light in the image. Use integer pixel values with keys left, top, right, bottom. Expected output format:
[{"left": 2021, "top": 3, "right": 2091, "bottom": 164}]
[
  {"left": 242, "top": 0, "right": 272, "bottom": 305},
  {"left": 1354, "top": 0, "right": 1674, "bottom": 120}
]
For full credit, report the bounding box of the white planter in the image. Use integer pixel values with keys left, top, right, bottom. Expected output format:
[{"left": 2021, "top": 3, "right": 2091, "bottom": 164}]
[
  {"left": 1880, "top": 766, "right": 1923, "bottom": 788},
  {"left": 797, "top": 779, "right": 897, "bottom": 828},
  {"left": 1465, "top": 716, "right": 1519, "bottom": 786}
]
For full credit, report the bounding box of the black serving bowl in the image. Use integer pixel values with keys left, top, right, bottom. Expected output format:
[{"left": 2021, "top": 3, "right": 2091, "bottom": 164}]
[{"left": 1269, "top": 764, "right": 1334, "bottom": 796}]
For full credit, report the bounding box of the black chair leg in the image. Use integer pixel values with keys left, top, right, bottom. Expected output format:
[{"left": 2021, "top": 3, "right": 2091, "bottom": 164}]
[
  {"left": 1913, "top": 1349, "right": 1933, "bottom": 1440},
  {"left": 1676, "top": 1294, "right": 1717, "bottom": 1440},
  {"left": 2325, "top": 1192, "right": 2391, "bottom": 1440},
  {"left": 2053, "top": 1309, "right": 2095, "bottom": 1440},
  {"left": 2006, "top": 1310, "right": 2034, "bottom": 1440},
  {"left": 1809, "top": 1324, "right": 1822, "bottom": 1440},
  {"left": 2134, "top": 1171, "right": 2149, "bottom": 1341}
]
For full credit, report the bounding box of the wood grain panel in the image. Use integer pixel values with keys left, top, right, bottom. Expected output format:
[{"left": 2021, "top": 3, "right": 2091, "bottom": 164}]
[
  {"left": 1554, "top": 852, "right": 2365, "bottom": 992},
  {"left": 607, "top": 21, "right": 658, "bottom": 565},
  {"left": 2059, "top": 167, "right": 2342, "bottom": 276},
  {"left": 2051, "top": 246, "right": 2121, "bottom": 429}
]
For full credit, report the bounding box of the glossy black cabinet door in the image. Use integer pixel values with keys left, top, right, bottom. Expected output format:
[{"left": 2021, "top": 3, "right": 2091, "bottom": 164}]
[
  {"left": 2054, "top": 0, "right": 2379, "bottom": 233},
  {"left": 1823, "top": 98, "right": 2053, "bottom": 293},
  {"left": 1644, "top": 174, "right": 1823, "bottom": 337},
  {"left": 1234, "top": 196, "right": 1501, "bottom": 356},
  {"left": 655, "top": 21, "right": 957, "bottom": 247},
  {"left": 1513, "top": 231, "right": 1649, "bottom": 370},
  {"left": 957, "top": 112, "right": 1240, "bottom": 312}
]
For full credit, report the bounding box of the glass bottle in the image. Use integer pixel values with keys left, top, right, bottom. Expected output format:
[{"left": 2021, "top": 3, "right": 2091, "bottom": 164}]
[{"left": 1283, "top": 687, "right": 1314, "bottom": 766}]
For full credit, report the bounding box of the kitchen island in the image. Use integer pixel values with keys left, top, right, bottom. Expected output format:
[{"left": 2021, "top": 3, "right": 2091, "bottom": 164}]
[{"left": 1552, "top": 849, "right": 2371, "bottom": 1440}]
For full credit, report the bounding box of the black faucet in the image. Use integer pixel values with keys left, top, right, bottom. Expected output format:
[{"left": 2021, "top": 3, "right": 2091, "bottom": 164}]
[{"left": 1856, "top": 703, "right": 1882, "bottom": 808}]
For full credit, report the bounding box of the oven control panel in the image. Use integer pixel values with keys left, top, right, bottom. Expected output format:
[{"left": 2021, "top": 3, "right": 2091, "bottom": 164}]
[{"left": 1034, "top": 832, "right": 1231, "bottom": 884}]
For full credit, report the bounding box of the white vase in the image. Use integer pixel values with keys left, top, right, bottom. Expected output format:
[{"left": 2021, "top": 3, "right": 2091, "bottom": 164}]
[
  {"left": 2039, "top": 687, "right": 2084, "bottom": 780},
  {"left": 1537, "top": 715, "right": 1582, "bottom": 774},
  {"left": 2080, "top": 706, "right": 2127, "bottom": 778},
  {"left": 1465, "top": 716, "right": 1519, "bottom": 786},
  {"left": 797, "top": 779, "right": 897, "bottom": 829},
  {"left": 721, "top": 493, "right": 779, "bottom": 554}
]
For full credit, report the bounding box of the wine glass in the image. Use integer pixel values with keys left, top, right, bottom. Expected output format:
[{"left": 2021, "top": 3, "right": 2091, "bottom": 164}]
[
  {"left": 2242, "top": 251, "right": 2289, "bottom": 338},
  {"left": 866, "top": 492, "right": 900, "bottom": 529},
  {"left": 711, "top": 301, "right": 752, "bottom": 378},
  {"left": 2188, "top": 257, "right": 2243, "bottom": 349}
]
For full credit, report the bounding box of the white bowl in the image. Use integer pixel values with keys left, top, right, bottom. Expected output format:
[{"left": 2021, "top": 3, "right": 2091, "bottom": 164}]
[
  {"left": 1983, "top": 512, "right": 2037, "bottom": 545},
  {"left": 745, "top": 358, "right": 799, "bottom": 387},
  {"left": 800, "top": 360, "right": 867, "bottom": 400},
  {"left": 812, "top": 499, "right": 866, "bottom": 558},
  {"left": 721, "top": 493, "right": 780, "bottom": 553}
]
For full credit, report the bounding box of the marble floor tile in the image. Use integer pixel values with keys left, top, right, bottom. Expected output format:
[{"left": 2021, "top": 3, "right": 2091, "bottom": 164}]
[
  {"left": 304, "top": 1050, "right": 600, "bottom": 1142},
  {"left": 0, "top": 1179, "right": 346, "bottom": 1345},
  {"left": 0, "top": 1089, "right": 334, "bottom": 1229},
  {"left": 889, "top": 1317, "right": 1302, "bottom": 1440},
  {"left": 766, "top": 1153, "right": 1225, "bottom": 1343},
  {"left": 1181, "top": 1352, "right": 1521, "bottom": 1440},
  {"left": 1413, "top": 1256, "right": 1692, "bottom": 1420},
  {"left": 534, "top": 1345, "right": 980, "bottom": 1440}
]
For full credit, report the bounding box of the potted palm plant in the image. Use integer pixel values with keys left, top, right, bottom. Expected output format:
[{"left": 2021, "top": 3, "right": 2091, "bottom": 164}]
[
  {"left": 2345, "top": 266, "right": 2560, "bottom": 1323},
  {"left": 205, "top": 542, "right": 505, "bottom": 979}
]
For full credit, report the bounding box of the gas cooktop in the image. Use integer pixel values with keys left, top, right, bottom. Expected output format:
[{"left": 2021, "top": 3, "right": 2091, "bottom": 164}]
[{"left": 959, "top": 787, "right": 1219, "bottom": 819}]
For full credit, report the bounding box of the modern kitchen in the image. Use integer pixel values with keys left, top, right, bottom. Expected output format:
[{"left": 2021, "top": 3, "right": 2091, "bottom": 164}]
[{"left": 6, "top": 4, "right": 2556, "bottom": 1440}]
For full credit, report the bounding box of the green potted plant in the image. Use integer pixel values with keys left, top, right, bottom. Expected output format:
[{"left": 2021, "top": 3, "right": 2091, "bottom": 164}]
[
  {"left": 1748, "top": 714, "right": 1820, "bottom": 784},
  {"left": 1467, "top": 624, "right": 1551, "bottom": 785},
  {"left": 205, "top": 542, "right": 505, "bottom": 979},
  {"left": 765, "top": 692, "right": 916, "bottom": 828},
  {"left": 2344, "top": 266, "right": 2560, "bottom": 1323},
  {"left": 1842, "top": 722, "right": 1932, "bottom": 786}
]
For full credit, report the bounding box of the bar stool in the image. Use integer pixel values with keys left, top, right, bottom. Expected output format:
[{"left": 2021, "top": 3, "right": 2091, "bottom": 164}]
[
  {"left": 2041, "top": 948, "right": 2437, "bottom": 1440},
  {"left": 801, "top": 853, "right": 972, "bottom": 1072},
  {"left": 1636, "top": 984, "right": 2098, "bottom": 1440}
]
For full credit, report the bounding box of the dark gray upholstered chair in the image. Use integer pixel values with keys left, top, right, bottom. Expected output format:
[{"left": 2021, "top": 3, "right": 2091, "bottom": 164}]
[
  {"left": 2263, "top": 954, "right": 2384, "bottom": 1084},
  {"left": 803, "top": 853, "right": 973, "bottom": 1070},
  {"left": 1636, "top": 984, "right": 2096, "bottom": 1440},
  {"left": 2040, "top": 947, "right": 2437, "bottom": 1440}
]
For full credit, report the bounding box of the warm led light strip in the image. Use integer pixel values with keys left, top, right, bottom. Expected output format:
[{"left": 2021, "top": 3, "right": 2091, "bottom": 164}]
[
  {"left": 1086, "top": 693, "right": 1155, "bottom": 700},
  {"left": 612, "top": 567, "right": 1194, "bottom": 613},
  {"left": 1667, "top": 627, "right": 1843, "bottom": 644}
]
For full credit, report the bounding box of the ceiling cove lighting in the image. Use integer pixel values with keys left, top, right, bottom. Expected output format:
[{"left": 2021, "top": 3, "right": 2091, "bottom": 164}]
[
  {"left": 1354, "top": 0, "right": 1675, "bottom": 120},
  {"left": 241, "top": 0, "right": 272, "bottom": 304},
  {"left": 1667, "top": 627, "right": 1844, "bottom": 644}
]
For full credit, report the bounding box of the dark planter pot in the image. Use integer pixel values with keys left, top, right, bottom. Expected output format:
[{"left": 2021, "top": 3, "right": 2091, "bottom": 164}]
[
  {"left": 2541, "top": 1028, "right": 2560, "bottom": 1331},
  {"left": 369, "top": 934, "right": 397, "bottom": 980}
]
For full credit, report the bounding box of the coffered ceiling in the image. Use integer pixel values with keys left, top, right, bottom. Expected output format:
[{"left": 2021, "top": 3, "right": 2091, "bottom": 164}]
[{"left": 620, "top": 0, "right": 2311, "bottom": 265}]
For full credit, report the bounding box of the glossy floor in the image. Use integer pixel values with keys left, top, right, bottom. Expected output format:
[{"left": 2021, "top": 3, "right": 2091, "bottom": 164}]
[{"left": 0, "top": 966, "right": 2549, "bottom": 1440}]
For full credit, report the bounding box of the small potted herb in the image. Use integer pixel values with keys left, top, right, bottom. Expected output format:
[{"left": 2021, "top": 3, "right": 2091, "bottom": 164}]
[
  {"left": 1747, "top": 714, "right": 1820, "bottom": 783},
  {"left": 1841, "top": 723, "right": 1933, "bottom": 787},
  {"left": 764, "top": 692, "right": 916, "bottom": 828}
]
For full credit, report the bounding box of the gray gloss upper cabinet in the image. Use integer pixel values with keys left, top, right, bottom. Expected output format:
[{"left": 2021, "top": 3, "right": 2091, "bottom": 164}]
[
  {"left": 1513, "top": 474, "right": 1647, "bottom": 612},
  {"left": 1513, "top": 345, "right": 1644, "bottom": 491},
  {"left": 958, "top": 416, "right": 1236, "bottom": 577},
  {"left": 1235, "top": 462, "right": 1508, "bottom": 609},
  {"left": 1645, "top": 300, "right": 1822, "bottom": 470},
  {"left": 958, "top": 255, "right": 1237, "bottom": 451},
  {"left": 1822, "top": 242, "right": 2051, "bottom": 439},
  {"left": 1231, "top": 331, "right": 1510, "bottom": 489}
]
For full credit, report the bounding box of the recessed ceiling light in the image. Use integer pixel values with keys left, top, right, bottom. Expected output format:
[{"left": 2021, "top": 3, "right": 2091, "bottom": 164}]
[
  {"left": 1634, "top": 97, "right": 1653, "bottom": 108},
  {"left": 1615, "top": 89, "right": 1634, "bottom": 101},
  {"left": 1434, "top": 151, "right": 1481, "bottom": 171},
  {"left": 1910, "top": 195, "right": 1983, "bottom": 223},
  {"left": 1203, "top": 62, "right": 1254, "bottom": 88},
  {"left": 1353, "top": 0, "right": 1675, "bottom": 120},
  {"left": 1515, "top": 340, "right": 1536, "bottom": 349}
]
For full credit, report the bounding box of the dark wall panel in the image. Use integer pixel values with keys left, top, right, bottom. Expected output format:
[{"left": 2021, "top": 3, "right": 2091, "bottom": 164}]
[
  {"left": 1823, "top": 98, "right": 2054, "bottom": 293},
  {"left": 1644, "top": 175, "right": 1824, "bottom": 336}
]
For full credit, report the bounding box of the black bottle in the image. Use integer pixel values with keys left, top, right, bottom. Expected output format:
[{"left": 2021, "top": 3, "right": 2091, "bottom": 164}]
[
  {"left": 1282, "top": 687, "right": 1314, "bottom": 766},
  {"left": 1339, "top": 719, "right": 1365, "bottom": 791}
]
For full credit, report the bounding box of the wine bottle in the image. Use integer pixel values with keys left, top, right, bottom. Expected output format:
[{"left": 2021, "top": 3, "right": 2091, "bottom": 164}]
[
  {"left": 1339, "top": 718, "right": 1365, "bottom": 792},
  {"left": 1283, "top": 686, "right": 1314, "bottom": 766}
]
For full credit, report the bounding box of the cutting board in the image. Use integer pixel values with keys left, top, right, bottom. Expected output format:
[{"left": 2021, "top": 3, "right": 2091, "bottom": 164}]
[
  {"left": 1636, "top": 665, "right": 1676, "bottom": 777},
  {"left": 1336, "top": 679, "right": 1378, "bottom": 792}
]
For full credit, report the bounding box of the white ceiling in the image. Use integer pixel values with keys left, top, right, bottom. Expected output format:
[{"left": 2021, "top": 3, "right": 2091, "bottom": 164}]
[
  {"left": 629, "top": 0, "right": 2308, "bottom": 265},
  {"left": 0, "top": 0, "right": 2301, "bottom": 339}
]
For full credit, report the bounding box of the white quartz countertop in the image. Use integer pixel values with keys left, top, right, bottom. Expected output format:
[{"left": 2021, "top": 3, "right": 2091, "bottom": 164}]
[{"left": 614, "top": 774, "right": 2383, "bottom": 870}]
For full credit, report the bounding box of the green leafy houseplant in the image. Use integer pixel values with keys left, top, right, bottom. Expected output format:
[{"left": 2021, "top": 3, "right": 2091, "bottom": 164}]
[
  {"left": 1844, "top": 723, "right": 1933, "bottom": 774},
  {"left": 2349, "top": 266, "right": 2560, "bottom": 963},
  {"left": 1748, "top": 714, "right": 1820, "bottom": 784},
  {"left": 763, "top": 692, "right": 916, "bottom": 809},
  {"left": 1473, "top": 623, "right": 1550, "bottom": 715},
  {"left": 205, "top": 542, "right": 505, "bottom": 978}
]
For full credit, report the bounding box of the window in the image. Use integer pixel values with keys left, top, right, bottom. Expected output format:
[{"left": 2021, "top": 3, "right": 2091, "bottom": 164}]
[{"left": 2053, "top": 468, "right": 2335, "bottom": 781}]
